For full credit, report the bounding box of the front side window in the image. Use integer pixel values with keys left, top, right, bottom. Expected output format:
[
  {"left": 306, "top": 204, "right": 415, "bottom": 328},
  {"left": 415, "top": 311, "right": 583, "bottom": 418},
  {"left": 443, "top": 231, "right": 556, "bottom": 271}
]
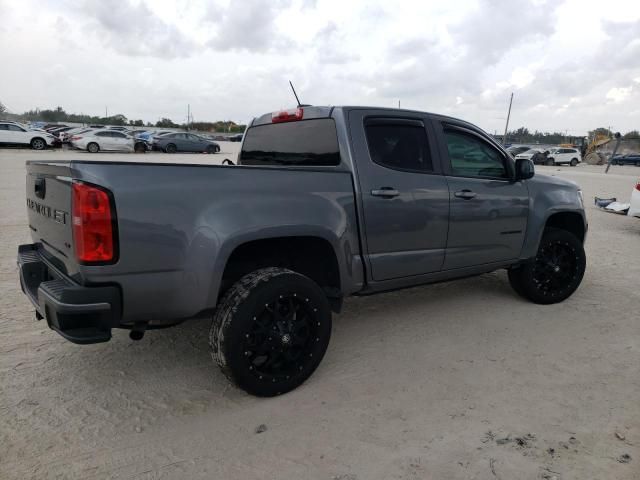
[
  {"left": 8, "top": 124, "right": 25, "bottom": 132},
  {"left": 240, "top": 118, "right": 340, "bottom": 166},
  {"left": 365, "top": 122, "right": 433, "bottom": 172},
  {"left": 444, "top": 129, "right": 508, "bottom": 179}
]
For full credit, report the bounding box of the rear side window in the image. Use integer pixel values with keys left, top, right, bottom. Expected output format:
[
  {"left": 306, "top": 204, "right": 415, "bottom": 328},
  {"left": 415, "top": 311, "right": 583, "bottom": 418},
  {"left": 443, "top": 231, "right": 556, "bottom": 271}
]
[
  {"left": 364, "top": 122, "right": 433, "bottom": 172},
  {"left": 240, "top": 119, "right": 340, "bottom": 166}
]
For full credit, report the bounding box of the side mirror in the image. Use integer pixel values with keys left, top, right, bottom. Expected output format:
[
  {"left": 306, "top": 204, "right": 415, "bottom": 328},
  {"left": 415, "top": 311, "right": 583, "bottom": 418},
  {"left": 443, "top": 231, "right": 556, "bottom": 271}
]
[{"left": 515, "top": 158, "right": 535, "bottom": 180}]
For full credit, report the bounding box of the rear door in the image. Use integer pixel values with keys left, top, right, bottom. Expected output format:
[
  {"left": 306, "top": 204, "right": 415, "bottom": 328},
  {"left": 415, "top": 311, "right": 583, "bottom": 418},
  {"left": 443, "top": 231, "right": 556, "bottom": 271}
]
[
  {"left": 171, "top": 133, "right": 188, "bottom": 151},
  {"left": 348, "top": 110, "right": 449, "bottom": 281},
  {"left": 8, "top": 124, "right": 29, "bottom": 144},
  {"left": 433, "top": 121, "right": 529, "bottom": 270},
  {"left": 94, "top": 131, "right": 114, "bottom": 150}
]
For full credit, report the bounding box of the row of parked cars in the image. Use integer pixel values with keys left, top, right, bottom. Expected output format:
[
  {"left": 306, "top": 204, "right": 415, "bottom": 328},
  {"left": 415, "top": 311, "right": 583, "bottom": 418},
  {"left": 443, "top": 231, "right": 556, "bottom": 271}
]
[
  {"left": 0, "top": 121, "right": 243, "bottom": 154},
  {"left": 507, "top": 145, "right": 583, "bottom": 166}
]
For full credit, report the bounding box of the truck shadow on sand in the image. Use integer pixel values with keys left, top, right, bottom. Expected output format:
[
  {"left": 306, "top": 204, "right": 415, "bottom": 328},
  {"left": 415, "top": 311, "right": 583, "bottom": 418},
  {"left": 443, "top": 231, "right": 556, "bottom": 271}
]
[{"left": 70, "top": 270, "right": 518, "bottom": 399}]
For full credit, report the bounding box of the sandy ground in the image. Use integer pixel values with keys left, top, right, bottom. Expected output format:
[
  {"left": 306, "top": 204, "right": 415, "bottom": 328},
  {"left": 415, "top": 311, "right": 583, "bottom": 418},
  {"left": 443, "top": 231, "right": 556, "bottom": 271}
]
[{"left": 1, "top": 147, "right": 639, "bottom": 480}]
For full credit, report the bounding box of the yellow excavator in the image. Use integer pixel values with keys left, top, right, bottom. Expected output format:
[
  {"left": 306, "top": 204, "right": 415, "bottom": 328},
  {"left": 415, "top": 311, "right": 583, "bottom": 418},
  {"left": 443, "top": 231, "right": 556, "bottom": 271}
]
[{"left": 583, "top": 134, "right": 613, "bottom": 165}]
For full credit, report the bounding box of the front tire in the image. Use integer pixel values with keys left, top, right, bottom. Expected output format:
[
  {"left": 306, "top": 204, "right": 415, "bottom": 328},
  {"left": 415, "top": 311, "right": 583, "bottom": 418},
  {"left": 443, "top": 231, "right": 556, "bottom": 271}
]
[
  {"left": 31, "top": 138, "right": 46, "bottom": 150},
  {"left": 206, "top": 145, "right": 216, "bottom": 154},
  {"left": 87, "top": 142, "right": 99, "bottom": 153},
  {"left": 545, "top": 158, "right": 555, "bottom": 166},
  {"left": 570, "top": 158, "right": 578, "bottom": 166},
  {"left": 210, "top": 268, "right": 332, "bottom": 397},
  {"left": 508, "top": 228, "right": 585, "bottom": 304},
  {"left": 165, "top": 143, "right": 177, "bottom": 153}
]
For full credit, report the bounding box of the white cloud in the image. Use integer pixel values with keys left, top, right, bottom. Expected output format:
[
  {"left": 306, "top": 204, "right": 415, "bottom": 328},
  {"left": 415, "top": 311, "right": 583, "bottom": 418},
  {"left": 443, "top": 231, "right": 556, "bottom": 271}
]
[
  {"left": 606, "top": 86, "right": 633, "bottom": 103},
  {"left": 0, "top": 0, "right": 639, "bottom": 133}
]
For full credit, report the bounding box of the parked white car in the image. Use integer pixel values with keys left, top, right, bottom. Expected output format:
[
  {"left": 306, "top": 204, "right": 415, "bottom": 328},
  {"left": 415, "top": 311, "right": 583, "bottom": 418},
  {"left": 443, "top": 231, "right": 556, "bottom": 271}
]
[
  {"left": 71, "top": 129, "right": 136, "bottom": 153},
  {"left": 515, "top": 148, "right": 544, "bottom": 160},
  {"left": 547, "top": 147, "right": 582, "bottom": 166},
  {"left": 0, "top": 121, "right": 57, "bottom": 150},
  {"left": 629, "top": 179, "right": 640, "bottom": 218}
]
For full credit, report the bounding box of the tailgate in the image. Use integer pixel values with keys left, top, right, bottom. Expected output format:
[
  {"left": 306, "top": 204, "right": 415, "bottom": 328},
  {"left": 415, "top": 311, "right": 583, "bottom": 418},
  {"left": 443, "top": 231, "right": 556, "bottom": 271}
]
[{"left": 26, "top": 162, "right": 78, "bottom": 276}]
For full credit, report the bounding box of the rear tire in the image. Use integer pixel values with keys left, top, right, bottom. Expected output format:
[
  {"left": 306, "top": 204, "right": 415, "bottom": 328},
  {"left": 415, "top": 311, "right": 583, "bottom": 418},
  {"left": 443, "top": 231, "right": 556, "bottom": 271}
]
[
  {"left": 545, "top": 158, "right": 555, "bottom": 166},
  {"left": 209, "top": 267, "right": 332, "bottom": 397},
  {"left": 31, "top": 138, "right": 46, "bottom": 150},
  {"left": 570, "top": 158, "right": 578, "bottom": 166},
  {"left": 206, "top": 145, "right": 215, "bottom": 154},
  {"left": 87, "top": 142, "right": 99, "bottom": 153},
  {"left": 508, "top": 228, "right": 585, "bottom": 305},
  {"left": 165, "top": 143, "right": 177, "bottom": 153}
]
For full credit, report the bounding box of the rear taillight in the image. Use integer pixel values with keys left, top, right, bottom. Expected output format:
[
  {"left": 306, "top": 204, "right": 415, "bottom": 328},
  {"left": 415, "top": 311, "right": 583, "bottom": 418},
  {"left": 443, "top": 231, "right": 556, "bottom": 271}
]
[
  {"left": 72, "top": 181, "right": 116, "bottom": 263},
  {"left": 636, "top": 181, "right": 640, "bottom": 192},
  {"left": 70, "top": 136, "right": 82, "bottom": 141},
  {"left": 272, "top": 107, "right": 303, "bottom": 123}
]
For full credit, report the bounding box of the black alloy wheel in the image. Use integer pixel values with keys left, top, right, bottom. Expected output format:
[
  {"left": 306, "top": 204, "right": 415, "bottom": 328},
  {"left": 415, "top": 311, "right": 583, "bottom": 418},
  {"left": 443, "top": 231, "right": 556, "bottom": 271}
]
[
  {"left": 508, "top": 228, "right": 586, "bottom": 304},
  {"left": 242, "top": 294, "right": 319, "bottom": 380},
  {"left": 210, "top": 268, "right": 332, "bottom": 396}
]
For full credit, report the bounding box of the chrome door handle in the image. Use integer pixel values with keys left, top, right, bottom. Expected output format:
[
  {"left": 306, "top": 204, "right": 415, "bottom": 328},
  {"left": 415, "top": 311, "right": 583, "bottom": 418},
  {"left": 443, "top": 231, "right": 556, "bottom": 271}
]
[
  {"left": 454, "top": 189, "right": 477, "bottom": 200},
  {"left": 371, "top": 188, "right": 399, "bottom": 198}
]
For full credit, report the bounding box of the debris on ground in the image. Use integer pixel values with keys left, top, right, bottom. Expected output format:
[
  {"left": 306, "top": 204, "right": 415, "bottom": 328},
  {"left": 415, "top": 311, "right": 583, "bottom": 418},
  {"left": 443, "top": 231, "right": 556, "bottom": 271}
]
[
  {"left": 617, "top": 453, "right": 632, "bottom": 464},
  {"left": 489, "top": 458, "right": 498, "bottom": 477},
  {"left": 615, "top": 432, "right": 626, "bottom": 441},
  {"left": 595, "top": 196, "right": 630, "bottom": 214},
  {"left": 254, "top": 424, "right": 268, "bottom": 434},
  {"left": 482, "top": 430, "right": 496, "bottom": 443},
  {"left": 594, "top": 197, "right": 616, "bottom": 208}
]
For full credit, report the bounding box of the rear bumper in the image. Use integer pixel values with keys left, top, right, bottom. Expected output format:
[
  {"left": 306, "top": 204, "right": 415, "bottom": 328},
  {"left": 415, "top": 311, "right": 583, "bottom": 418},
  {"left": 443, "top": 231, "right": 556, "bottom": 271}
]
[{"left": 17, "top": 244, "right": 121, "bottom": 344}]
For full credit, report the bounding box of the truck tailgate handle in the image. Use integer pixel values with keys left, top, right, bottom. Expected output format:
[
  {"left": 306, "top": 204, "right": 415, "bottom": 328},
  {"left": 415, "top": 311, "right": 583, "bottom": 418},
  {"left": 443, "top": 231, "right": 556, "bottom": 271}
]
[
  {"left": 454, "top": 189, "right": 477, "bottom": 200},
  {"left": 371, "top": 187, "right": 399, "bottom": 198}
]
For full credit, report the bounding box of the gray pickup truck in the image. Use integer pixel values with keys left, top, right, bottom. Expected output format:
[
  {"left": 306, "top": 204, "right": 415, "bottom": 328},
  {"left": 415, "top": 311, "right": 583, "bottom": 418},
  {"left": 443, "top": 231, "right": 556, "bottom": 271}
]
[{"left": 18, "top": 106, "right": 587, "bottom": 396}]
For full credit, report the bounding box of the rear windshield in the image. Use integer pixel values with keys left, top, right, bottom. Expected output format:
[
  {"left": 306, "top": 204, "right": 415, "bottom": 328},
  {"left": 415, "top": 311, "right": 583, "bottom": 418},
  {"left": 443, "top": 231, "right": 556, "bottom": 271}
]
[{"left": 239, "top": 118, "right": 340, "bottom": 166}]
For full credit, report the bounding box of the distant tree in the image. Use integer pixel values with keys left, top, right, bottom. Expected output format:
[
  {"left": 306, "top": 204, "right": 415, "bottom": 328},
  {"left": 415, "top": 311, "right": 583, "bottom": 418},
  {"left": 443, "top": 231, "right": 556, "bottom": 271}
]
[
  {"left": 588, "top": 127, "right": 611, "bottom": 139},
  {"left": 623, "top": 130, "right": 639, "bottom": 139},
  {"left": 0, "top": 100, "right": 6, "bottom": 115},
  {"left": 156, "top": 117, "right": 178, "bottom": 128},
  {"left": 145, "top": 121, "right": 153, "bottom": 127}
]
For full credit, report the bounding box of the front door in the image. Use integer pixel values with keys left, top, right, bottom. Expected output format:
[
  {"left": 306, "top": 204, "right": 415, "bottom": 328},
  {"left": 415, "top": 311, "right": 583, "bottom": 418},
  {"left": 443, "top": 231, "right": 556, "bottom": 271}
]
[
  {"left": 435, "top": 123, "right": 529, "bottom": 270},
  {"left": 349, "top": 110, "right": 450, "bottom": 281}
]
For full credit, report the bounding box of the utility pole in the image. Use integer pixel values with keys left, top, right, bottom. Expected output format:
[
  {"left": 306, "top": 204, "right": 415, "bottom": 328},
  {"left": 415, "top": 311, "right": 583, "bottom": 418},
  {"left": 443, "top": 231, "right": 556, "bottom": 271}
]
[
  {"left": 502, "top": 92, "right": 513, "bottom": 145},
  {"left": 187, "top": 104, "right": 190, "bottom": 130},
  {"left": 398, "top": 100, "right": 401, "bottom": 109},
  {"left": 105, "top": 106, "right": 108, "bottom": 118}
]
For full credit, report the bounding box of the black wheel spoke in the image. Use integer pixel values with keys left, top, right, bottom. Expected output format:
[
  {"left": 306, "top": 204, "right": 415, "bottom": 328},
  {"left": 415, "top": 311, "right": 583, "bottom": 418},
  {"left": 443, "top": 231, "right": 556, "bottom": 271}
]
[
  {"left": 532, "top": 240, "right": 578, "bottom": 295},
  {"left": 241, "top": 292, "right": 318, "bottom": 380}
]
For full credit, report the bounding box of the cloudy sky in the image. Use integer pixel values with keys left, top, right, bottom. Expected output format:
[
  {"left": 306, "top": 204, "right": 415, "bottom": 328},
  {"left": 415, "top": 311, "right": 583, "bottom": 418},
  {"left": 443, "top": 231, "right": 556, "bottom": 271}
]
[{"left": 1, "top": 0, "right": 639, "bottom": 134}]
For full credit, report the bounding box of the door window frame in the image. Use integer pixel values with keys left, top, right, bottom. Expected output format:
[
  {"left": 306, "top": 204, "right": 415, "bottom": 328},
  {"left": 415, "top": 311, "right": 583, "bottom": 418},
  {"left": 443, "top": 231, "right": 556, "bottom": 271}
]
[
  {"left": 362, "top": 115, "right": 443, "bottom": 175},
  {"left": 434, "top": 120, "right": 515, "bottom": 181}
]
